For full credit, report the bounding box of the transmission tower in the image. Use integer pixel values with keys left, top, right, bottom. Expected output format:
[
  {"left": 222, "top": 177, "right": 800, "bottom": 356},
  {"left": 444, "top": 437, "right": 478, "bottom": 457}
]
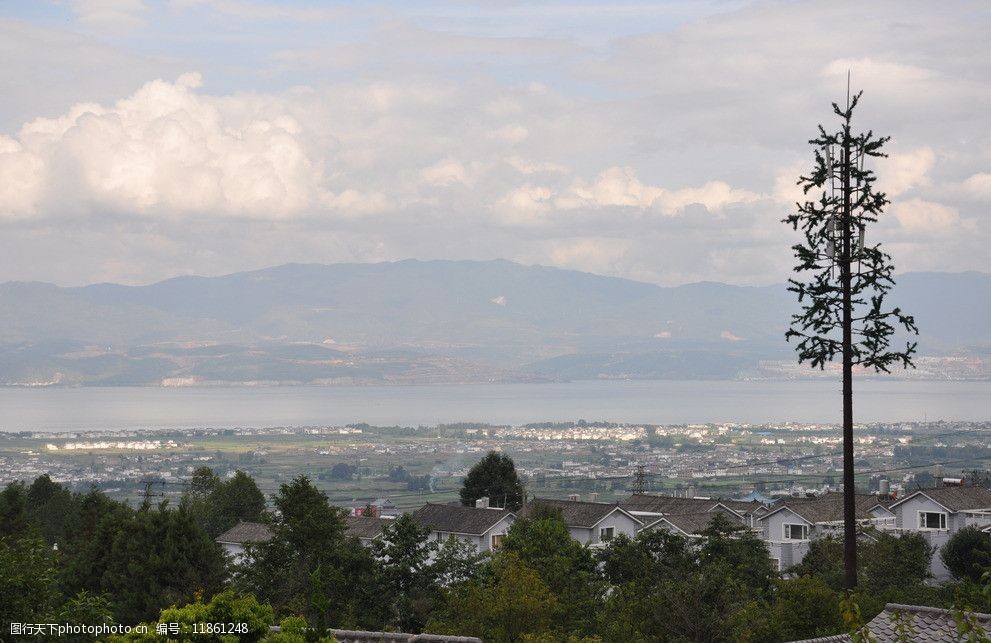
[{"left": 632, "top": 465, "right": 646, "bottom": 495}]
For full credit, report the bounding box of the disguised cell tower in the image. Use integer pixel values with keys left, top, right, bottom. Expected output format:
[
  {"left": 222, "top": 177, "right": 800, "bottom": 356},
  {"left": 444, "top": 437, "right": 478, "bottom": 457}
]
[{"left": 783, "top": 78, "right": 918, "bottom": 591}]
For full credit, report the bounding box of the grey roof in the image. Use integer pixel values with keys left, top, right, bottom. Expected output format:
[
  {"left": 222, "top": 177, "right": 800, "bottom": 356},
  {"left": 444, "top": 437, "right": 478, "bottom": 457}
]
[
  {"left": 644, "top": 508, "right": 745, "bottom": 536},
  {"left": 789, "top": 603, "right": 991, "bottom": 643},
  {"left": 215, "top": 521, "right": 274, "bottom": 545},
  {"left": 345, "top": 515, "right": 393, "bottom": 541},
  {"left": 621, "top": 493, "right": 760, "bottom": 516},
  {"left": 891, "top": 486, "right": 991, "bottom": 512},
  {"left": 411, "top": 504, "right": 513, "bottom": 536},
  {"left": 523, "top": 498, "right": 640, "bottom": 529},
  {"left": 762, "top": 493, "right": 893, "bottom": 525},
  {"left": 271, "top": 627, "right": 480, "bottom": 642}
]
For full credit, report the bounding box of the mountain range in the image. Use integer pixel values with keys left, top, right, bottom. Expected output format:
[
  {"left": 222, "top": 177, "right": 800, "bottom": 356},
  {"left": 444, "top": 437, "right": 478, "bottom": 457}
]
[{"left": 1, "top": 260, "right": 988, "bottom": 385}]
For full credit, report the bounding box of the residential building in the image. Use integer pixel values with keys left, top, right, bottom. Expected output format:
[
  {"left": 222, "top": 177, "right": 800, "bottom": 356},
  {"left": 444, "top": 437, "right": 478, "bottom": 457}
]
[
  {"left": 410, "top": 503, "right": 515, "bottom": 553},
  {"left": 522, "top": 497, "right": 641, "bottom": 546},
  {"left": 215, "top": 521, "right": 274, "bottom": 564},
  {"left": 344, "top": 515, "right": 394, "bottom": 547},
  {"left": 640, "top": 507, "right": 746, "bottom": 539},
  {"left": 756, "top": 493, "right": 894, "bottom": 571},
  {"left": 889, "top": 486, "right": 991, "bottom": 532},
  {"left": 887, "top": 485, "right": 991, "bottom": 579},
  {"left": 621, "top": 493, "right": 767, "bottom": 528}
]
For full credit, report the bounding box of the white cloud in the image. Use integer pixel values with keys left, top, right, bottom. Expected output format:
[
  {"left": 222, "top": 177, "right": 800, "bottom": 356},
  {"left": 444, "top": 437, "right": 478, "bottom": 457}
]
[
  {"left": 555, "top": 167, "right": 762, "bottom": 215},
  {"left": 820, "top": 58, "right": 937, "bottom": 89},
  {"left": 892, "top": 198, "right": 963, "bottom": 234},
  {"left": 420, "top": 159, "right": 482, "bottom": 187},
  {"left": 487, "top": 124, "right": 529, "bottom": 144},
  {"left": 962, "top": 173, "right": 991, "bottom": 201},
  {"left": 494, "top": 185, "right": 555, "bottom": 225},
  {"left": 0, "top": 135, "right": 45, "bottom": 219},
  {"left": 167, "top": 0, "right": 342, "bottom": 22},
  {"left": 1, "top": 0, "right": 990, "bottom": 286},
  {"left": 877, "top": 147, "right": 935, "bottom": 197},
  {"left": 544, "top": 237, "right": 631, "bottom": 273},
  {"left": 504, "top": 156, "right": 569, "bottom": 175},
  {"left": 68, "top": 0, "right": 149, "bottom": 30},
  {"left": 0, "top": 74, "right": 384, "bottom": 220},
  {"left": 773, "top": 160, "right": 808, "bottom": 206}
]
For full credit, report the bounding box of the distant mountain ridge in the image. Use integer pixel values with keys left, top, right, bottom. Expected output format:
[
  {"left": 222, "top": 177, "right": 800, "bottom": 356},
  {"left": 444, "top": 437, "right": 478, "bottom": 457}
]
[{"left": 0, "top": 261, "right": 988, "bottom": 385}]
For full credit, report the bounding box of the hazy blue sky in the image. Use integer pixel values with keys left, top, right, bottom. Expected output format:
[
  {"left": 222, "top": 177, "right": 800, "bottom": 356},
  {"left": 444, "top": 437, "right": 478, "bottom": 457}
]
[{"left": 1, "top": 0, "right": 988, "bottom": 286}]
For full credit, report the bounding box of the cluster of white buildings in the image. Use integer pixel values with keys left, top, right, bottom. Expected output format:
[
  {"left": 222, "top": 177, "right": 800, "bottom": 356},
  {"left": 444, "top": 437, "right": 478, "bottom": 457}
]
[{"left": 46, "top": 439, "right": 181, "bottom": 451}]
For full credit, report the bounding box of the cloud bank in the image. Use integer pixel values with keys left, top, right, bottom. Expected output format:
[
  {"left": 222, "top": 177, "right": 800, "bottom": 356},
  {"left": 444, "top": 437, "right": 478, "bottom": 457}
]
[{"left": 0, "top": 0, "right": 988, "bottom": 287}]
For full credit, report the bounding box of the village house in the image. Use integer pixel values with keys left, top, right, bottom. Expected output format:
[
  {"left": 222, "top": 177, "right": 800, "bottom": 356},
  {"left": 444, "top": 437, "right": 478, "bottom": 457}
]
[
  {"left": 523, "top": 497, "right": 642, "bottom": 546},
  {"left": 410, "top": 502, "right": 515, "bottom": 552}
]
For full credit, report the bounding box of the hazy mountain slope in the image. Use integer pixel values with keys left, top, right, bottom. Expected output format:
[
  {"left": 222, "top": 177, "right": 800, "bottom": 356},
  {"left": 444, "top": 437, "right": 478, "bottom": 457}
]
[{"left": 0, "top": 261, "right": 987, "bottom": 385}]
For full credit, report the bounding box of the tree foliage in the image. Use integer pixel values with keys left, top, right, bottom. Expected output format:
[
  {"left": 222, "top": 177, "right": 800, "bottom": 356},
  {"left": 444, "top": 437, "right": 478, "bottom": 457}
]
[
  {"left": 100, "top": 502, "right": 227, "bottom": 623},
  {"left": 372, "top": 513, "right": 438, "bottom": 632},
  {"left": 0, "top": 534, "right": 61, "bottom": 634},
  {"left": 184, "top": 467, "right": 267, "bottom": 538},
  {"left": 942, "top": 526, "right": 991, "bottom": 583},
  {"left": 427, "top": 553, "right": 558, "bottom": 643},
  {"left": 783, "top": 91, "right": 917, "bottom": 372},
  {"left": 460, "top": 451, "right": 524, "bottom": 510},
  {"left": 236, "top": 476, "right": 384, "bottom": 630},
  {"left": 4, "top": 468, "right": 986, "bottom": 642}
]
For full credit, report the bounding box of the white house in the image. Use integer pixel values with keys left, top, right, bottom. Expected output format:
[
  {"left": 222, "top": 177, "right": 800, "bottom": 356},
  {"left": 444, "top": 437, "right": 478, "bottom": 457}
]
[
  {"left": 889, "top": 486, "right": 991, "bottom": 533},
  {"left": 410, "top": 503, "right": 515, "bottom": 553},
  {"left": 621, "top": 493, "right": 767, "bottom": 528},
  {"left": 215, "top": 521, "right": 274, "bottom": 564},
  {"left": 888, "top": 485, "right": 991, "bottom": 580},
  {"left": 640, "top": 507, "right": 746, "bottom": 539},
  {"left": 523, "top": 498, "right": 642, "bottom": 546},
  {"left": 756, "top": 493, "right": 895, "bottom": 571}
]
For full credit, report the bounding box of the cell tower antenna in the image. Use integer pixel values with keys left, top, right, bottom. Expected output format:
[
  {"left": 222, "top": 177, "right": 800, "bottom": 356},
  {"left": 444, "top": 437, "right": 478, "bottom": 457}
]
[{"left": 846, "top": 70, "right": 851, "bottom": 111}]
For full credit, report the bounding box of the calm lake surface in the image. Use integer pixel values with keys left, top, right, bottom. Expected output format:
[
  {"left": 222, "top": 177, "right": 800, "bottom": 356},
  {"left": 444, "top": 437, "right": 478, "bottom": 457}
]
[{"left": 1, "top": 380, "right": 989, "bottom": 432}]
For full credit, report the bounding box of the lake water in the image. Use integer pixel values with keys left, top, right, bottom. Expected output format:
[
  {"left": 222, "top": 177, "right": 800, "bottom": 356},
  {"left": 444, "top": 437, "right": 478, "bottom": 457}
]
[{"left": 1, "top": 380, "right": 989, "bottom": 432}]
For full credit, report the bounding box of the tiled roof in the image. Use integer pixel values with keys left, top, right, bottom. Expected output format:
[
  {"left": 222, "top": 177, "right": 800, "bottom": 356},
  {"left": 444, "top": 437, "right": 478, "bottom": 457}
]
[
  {"left": 621, "top": 493, "right": 761, "bottom": 516},
  {"left": 789, "top": 603, "right": 991, "bottom": 643},
  {"left": 645, "top": 508, "right": 745, "bottom": 536},
  {"left": 215, "top": 521, "right": 274, "bottom": 544},
  {"left": 411, "top": 504, "right": 513, "bottom": 536},
  {"left": 720, "top": 499, "right": 767, "bottom": 514},
  {"left": 764, "top": 493, "right": 893, "bottom": 525},
  {"left": 891, "top": 486, "right": 991, "bottom": 512},
  {"left": 344, "top": 515, "right": 393, "bottom": 540},
  {"left": 275, "top": 627, "right": 481, "bottom": 642},
  {"left": 523, "top": 498, "right": 639, "bottom": 529}
]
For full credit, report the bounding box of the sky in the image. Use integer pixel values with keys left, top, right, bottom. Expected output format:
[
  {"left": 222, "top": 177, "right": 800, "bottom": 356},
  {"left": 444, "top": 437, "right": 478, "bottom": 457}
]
[{"left": 0, "top": 0, "right": 988, "bottom": 287}]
